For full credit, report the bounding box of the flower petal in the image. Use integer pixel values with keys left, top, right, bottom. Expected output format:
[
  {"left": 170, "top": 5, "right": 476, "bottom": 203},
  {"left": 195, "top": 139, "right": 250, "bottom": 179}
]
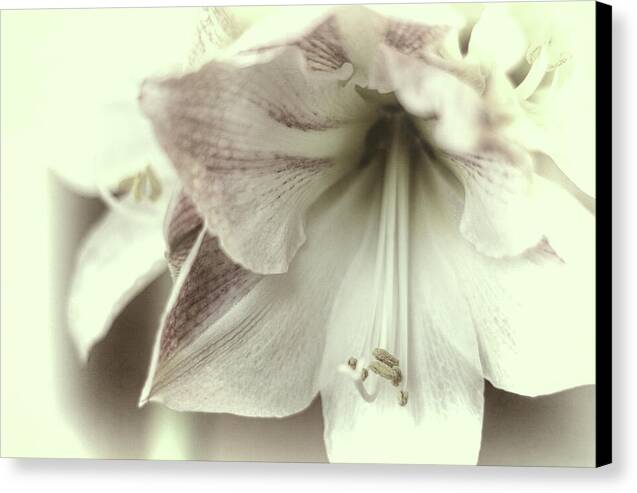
[
  {"left": 228, "top": 9, "right": 354, "bottom": 78},
  {"left": 186, "top": 7, "right": 244, "bottom": 69},
  {"left": 369, "top": 44, "right": 486, "bottom": 153},
  {"left": 68, "top": 211, "right": 166, "bottom": 361},
  {"left": 368, "top": 42, "right": 548, "bottom": 258},
  {"left": 163, "top": 190, "right": 204, "bottom": 278},
  {"left": 141, "top": 43, "right": 373, "bottom": 274},
  {"left": 140, "top": 164, "right": 380, "bottom": 417},
  {"left": 428, "top": 161, "right": 595, "bottom": 396},
  {"left": 466, "top": 5, "right": 527, "bottom": 72},
  {"left": 319, "top": 160, "right": 484, "bottom": 464},
  {"left": 448, "top": 177, "right": 596, "bottom": 396},
  {"left": 442, "top": 146, "right": 544, "bottom": 258}
]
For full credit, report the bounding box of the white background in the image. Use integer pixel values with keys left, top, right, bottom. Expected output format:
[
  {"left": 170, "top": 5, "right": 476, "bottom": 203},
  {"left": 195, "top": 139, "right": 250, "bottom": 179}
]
[{"left": 0, "top": 0, "right": 632, "bottom": 491}]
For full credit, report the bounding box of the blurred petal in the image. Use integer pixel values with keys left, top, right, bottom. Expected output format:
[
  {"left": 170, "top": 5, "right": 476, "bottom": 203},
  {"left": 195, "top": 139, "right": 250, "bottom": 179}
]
[
  {"left": 68, "top": 211, "right": 166, "bottom": 361},
  {"left": 140, "top": 164, "right": 380, "bottom": 416},
  {"left": 486, "top": 3, "right": 596, "bottom": 197},
  {"left": 369, "top": 45, "right": 486, "bottom": 153},
  {"left": 467, "top": 5, "right": 526, "bottom": 72},
  {"left": 141, "top": 44, "right": 373, "bottom": 274}
]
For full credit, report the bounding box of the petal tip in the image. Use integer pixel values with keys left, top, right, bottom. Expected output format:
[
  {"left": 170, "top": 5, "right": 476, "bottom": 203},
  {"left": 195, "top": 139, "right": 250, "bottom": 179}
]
[{"left": 138, "top": 78, "right": 169, "bottom": 122}]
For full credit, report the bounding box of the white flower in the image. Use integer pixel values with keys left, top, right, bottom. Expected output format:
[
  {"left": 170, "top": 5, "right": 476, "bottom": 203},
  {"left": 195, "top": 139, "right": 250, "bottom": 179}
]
[{"left": 68, "top": 4, "right": 595, "bottom": 464}]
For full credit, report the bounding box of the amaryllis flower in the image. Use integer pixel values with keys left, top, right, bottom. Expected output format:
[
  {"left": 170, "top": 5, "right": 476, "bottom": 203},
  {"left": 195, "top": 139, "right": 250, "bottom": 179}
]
[{"left": 70, "top": 4, "right": 596, "bottom": 464}]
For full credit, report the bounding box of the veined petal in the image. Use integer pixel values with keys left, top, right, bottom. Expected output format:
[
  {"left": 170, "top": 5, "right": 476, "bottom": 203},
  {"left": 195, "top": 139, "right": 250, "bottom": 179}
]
[
  {"left": 163, "top": 190, "right": 203, "bottom": 278},
  {"left": 320, "top": 153, "right": 484, "bottom": 464},
  {"left": 141, "top": 44, "right": 373, "bottom": 275},
  {"left": 140, "top": 163, "right": 380, "bottom": 417},
  {"left": 227, "top": 8, "right": 354, "bottom": 78},
  {"left": 68, "top": 211, "right": 166, "bottom": 361},
  {"left": 185, "top": 7, "right": 244, "bottom": 70},
  {"left": 442, "top": 146, "right": 543, "bottom": 259},
  {"left": 448, "top": 177, "right": 595, "bottom": 396}
]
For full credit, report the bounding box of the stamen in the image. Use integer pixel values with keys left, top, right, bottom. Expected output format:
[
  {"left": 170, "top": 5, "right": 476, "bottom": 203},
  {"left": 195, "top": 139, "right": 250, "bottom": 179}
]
[
  {"left": 145, "top": 164, "right": 163, "bottom": 201},
  {"left": 517, "top": 43, "right": 571, "bottom": 101},
  {"left": 342, "top": 348, "right": 408, "bottom": 407},
  {"left": 112, "top": 164, "right": 163, "bottom": 204},
  {"left": 391, "top": 367, "right": 402, "bottom": 387},
  {"left": 99, "top": 163, "right": 164, "bottom": 223},
  {"left": 338, "top": 362, "right": 377, "bottom": 403},
  {"left": 516, "top": 46, "right": 549, "bottom": 101}
]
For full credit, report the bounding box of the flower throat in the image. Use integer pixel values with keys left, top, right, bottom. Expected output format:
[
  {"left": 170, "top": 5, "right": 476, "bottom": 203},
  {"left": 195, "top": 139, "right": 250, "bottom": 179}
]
[{"left": 341, "top": 114, "right": 415, "bottom": 408}]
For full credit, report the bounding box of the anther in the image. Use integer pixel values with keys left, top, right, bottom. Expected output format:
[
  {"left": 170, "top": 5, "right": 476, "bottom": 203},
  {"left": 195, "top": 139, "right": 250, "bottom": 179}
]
[
  {"left": 145, "top": 164, "right": 162, "bottom": 201},
  {"left": 398, "top": 390, "right": 409, "bottom": 407},
  {"left": 547, "top": 53, "right": 570, "bottom": 72},
  {"left": 392, "top": 367, "right": 402, "bottom": 387},
  {"left": 113, "top": 164, "right": 162, "bottom": 204},
  {"left": 526, "top": 45, "right": 542, "bottom": 65},
  {"left": 368, "top": 360, "right": 400, "bottom": 383},
  {"left": 360, "top": 368, "right": 369, "bottom": 382},
  {"left": 372, "top": 348, "right": 399, "bottom": 368},
  {"left": 347, "top": 357, "right": 358, "bottom": 371}
]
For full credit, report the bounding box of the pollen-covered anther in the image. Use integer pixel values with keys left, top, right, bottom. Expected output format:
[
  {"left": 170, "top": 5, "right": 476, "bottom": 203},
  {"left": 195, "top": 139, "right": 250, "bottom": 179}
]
[
  {"left": 398, "top": 390, "right": 409, "bottom": 407},
  {"left": 368, "top": 360, "right": 400, "bottom": 384},
  {"left": 391, "top": 367, "right": 402, "bottom": 387},
  {"left": 526, "top": 45, "right": 542, "bottom": 65},
  {"left": 347, "top": 357, "right": 358, "bottom": 370},
  {"left": 547, "top": 53, "right": 571, "bottom": 71},
  {"left": 372, "top": 347, "right": 399, "bottom": 368}
]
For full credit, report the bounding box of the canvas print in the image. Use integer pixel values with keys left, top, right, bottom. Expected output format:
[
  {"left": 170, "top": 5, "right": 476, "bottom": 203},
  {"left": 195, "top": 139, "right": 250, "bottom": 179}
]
[{"left": 1, "top": 1, "right": 610, "bottom": 466}]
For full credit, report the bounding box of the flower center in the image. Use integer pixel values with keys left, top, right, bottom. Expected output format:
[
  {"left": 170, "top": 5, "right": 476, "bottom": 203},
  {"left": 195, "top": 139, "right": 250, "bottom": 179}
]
[{"left": 340, "top": 114, "right": 416, "bottom": 408}]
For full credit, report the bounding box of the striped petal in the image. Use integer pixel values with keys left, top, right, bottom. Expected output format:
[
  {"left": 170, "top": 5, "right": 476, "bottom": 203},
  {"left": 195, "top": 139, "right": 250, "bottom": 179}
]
[
  {"left": 140, "top": 163, "right": 380, "bottom": 416},
  {"left": 163, "top": 190, "right": 204, "bottom": 278},
  {"left": 141, "top": 32, "right": 373, "bottom": 274}
]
